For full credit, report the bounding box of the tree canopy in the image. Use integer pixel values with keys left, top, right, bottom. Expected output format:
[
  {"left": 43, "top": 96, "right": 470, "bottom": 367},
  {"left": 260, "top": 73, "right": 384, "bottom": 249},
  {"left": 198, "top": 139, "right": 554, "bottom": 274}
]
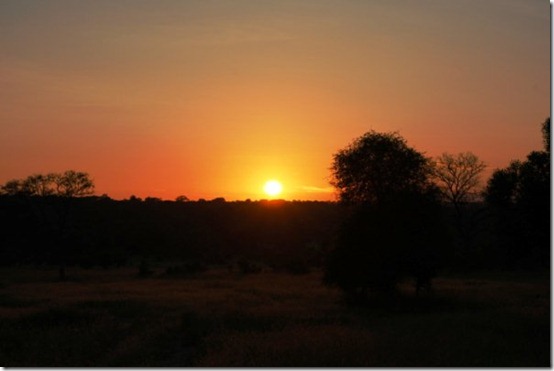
[
  {"left": 326, "top": 131, "right": 447, "bottom": 298},
  {"left": 432, "top": 152, "right": 486, "bottom": 207},
  {"left": 330, "top": 131, "right": 434, "bottom": 204},
  {"left": 1, "top": 170, "right": 94, "bottom": 197},
  {"left": 484, "top": 118, "right": 550, "bottom": 268}
]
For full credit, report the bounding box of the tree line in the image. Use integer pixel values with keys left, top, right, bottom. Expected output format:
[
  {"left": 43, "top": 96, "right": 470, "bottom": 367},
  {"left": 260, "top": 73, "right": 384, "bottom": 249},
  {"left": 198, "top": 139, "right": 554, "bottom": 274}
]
[{"left": 0, "top": 119, "right": 549, "bottom": 296}]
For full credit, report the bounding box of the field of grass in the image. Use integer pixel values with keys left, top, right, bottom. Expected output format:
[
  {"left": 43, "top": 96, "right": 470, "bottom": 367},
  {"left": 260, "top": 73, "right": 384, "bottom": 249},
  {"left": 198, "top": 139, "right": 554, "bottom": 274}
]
[{"left": 0, "top": 265, "right": 549, "bottom": 367}]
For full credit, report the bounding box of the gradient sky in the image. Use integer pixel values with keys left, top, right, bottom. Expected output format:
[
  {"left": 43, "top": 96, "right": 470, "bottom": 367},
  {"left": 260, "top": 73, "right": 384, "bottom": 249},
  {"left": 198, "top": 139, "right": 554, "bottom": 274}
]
[{"left": 0, "top": 0, "right": 550, "bottom": 201}]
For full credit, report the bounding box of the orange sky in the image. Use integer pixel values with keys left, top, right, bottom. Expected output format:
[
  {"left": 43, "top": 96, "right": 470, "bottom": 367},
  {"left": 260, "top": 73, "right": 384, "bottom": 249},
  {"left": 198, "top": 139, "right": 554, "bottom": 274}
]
[{"left": 0, "top": 0, "right": 550, "bottom": 201}]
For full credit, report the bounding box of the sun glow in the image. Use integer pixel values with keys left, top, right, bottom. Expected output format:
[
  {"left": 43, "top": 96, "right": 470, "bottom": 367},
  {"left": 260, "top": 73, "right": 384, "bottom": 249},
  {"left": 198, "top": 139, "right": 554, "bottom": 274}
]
[{"left": 263, "top": 180, "right": 283, "bottom": 197}]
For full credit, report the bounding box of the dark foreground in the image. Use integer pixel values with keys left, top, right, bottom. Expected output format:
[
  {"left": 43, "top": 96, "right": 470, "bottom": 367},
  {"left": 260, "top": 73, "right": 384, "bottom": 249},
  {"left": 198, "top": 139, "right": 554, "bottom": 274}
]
[{"left": 0, "top": 266, "right": 549, "bottom": 367}]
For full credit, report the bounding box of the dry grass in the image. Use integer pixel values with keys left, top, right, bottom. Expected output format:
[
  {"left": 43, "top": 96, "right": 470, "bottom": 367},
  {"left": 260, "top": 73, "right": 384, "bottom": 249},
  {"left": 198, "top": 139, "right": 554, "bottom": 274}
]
[{"left": 0, "top": 266, "right": 549, "bottom": 366}]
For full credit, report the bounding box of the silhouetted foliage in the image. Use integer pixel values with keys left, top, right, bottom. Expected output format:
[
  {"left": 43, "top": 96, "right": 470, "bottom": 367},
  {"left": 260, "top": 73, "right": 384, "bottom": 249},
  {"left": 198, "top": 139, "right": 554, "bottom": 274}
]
[
  {"left": 542, "top": 117, "right": 550, "bottom": 154},
  {"left": 0, "top": 171, "right": 94, "bottom": 279},
  {"left": 54, "top": 170, "right": 95, "bottom": 197},
  {"left": 326, "top": 131, "right": 447, "bottom": 299},
  {"left": 325, "top": 192, "right": 447, "bottom": 300},
  {"left": 331, "top": 131, "right": 434, "bottom": 205},
  {"left": 484, "top": 118, "right": 550, "bottom": 268},
  {"left": 1, "top": 171, "right": 94, "bottom": 198},
  {"left": 431, "top": 152, "right": 487, "bottom": 264},
  {"left": 432, "top": 152, "right": 486, "bottom": 207},
  {"left": 0, "top": 195, "right": 342, "bottom": 275}
]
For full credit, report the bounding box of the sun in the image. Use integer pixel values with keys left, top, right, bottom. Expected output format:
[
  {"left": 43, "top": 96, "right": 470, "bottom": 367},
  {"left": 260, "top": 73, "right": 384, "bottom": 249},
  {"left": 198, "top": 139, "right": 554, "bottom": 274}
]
[{"left": 263, "top": 180, "right": 283, "bottom": 197}]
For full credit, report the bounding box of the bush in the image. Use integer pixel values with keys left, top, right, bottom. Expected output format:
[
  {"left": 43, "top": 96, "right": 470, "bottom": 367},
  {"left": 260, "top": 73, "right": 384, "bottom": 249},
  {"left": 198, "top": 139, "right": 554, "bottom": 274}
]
[{"left": 324, "top": 193, "right": 448, "bottom": 300}]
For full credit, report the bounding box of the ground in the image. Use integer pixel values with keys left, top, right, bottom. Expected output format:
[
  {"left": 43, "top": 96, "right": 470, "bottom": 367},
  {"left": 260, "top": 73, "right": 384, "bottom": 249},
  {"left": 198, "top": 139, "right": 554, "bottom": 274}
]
[{"left": 0, "top": 266, "right": 549, "bottom": 367}]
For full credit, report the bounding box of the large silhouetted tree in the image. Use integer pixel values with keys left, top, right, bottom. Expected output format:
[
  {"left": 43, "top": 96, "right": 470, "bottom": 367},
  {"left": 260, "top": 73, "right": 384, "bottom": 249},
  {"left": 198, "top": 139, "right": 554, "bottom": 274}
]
[
  {"left": 330, "top": 131, "right": 433, "bottom": 205},
  {"left": 484, "top": 118, "right": 550, "bottom": 268},
  {"left": 325, "top": 131, "right": 447, "bottom": 300}
]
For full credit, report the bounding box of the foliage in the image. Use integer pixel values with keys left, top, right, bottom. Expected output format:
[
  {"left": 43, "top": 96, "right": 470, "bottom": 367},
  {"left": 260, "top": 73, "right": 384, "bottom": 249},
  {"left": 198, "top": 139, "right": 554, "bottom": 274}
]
[
  {"left": 431, "top": 152, "right": 487, "bottom": 265},
  {"left": 432, "top": 152, "right": 486, "bottom": 206},
  {"left": 541, "top": 117, "right": 550, "bottom": 154},
  {"left": 324, "top": 192, "right": 447, "bottom": 299},
  {"left": 0, "top": 170, "right": 94, "bottom": 197},
  {"left": 330, "top": 131, "right": 434, "bottom": 204},
  {"left": 0, "top": 171, "right": 94, "bottom": 280},
  {"left": 0, "top": 197, "right": 342, "bottom": 271},
  {"left": 326, "top": 131, "right": 446, "bottom": 298},
  {"left": 484, "top": 118, "right": 550, "bottom": 268}
]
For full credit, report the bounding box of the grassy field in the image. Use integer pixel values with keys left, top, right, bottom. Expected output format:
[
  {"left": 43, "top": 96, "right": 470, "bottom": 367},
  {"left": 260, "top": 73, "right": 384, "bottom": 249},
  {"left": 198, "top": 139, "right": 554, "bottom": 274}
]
[{"left": 0, "top": 265, "right": 549, "bottom": 367}]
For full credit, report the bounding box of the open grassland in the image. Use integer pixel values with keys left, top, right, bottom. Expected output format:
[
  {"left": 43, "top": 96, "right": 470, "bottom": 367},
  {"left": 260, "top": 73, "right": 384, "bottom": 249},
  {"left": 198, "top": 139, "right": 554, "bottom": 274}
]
[{"left": 0, "top": 266, "right": 549, "bottom": 367}]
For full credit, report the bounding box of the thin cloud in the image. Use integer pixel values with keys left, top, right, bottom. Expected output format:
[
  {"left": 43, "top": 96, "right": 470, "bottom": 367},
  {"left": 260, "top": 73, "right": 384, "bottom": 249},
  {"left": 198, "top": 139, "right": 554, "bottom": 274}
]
[{"left": 299, "top": 186, "right": 335, "bottom": 193}]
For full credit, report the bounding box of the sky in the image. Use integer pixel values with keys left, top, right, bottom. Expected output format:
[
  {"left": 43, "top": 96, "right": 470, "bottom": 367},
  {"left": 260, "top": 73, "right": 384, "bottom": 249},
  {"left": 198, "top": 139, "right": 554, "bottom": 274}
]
[{"left": 0, "top": 0, "right": 550, "bottom": 201}]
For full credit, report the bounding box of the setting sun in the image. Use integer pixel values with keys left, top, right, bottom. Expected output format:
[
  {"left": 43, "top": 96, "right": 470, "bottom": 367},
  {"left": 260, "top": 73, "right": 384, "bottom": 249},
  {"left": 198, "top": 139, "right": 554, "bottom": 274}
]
[{"left": 263, "top": 180, "right": 283, "bottom": 197}]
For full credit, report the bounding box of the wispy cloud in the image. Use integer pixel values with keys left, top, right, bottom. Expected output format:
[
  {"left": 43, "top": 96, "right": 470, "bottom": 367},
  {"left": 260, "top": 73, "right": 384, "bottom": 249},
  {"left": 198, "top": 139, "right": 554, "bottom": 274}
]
[{"left": 299, "top": 185, "right": 334, "bottom": 193}]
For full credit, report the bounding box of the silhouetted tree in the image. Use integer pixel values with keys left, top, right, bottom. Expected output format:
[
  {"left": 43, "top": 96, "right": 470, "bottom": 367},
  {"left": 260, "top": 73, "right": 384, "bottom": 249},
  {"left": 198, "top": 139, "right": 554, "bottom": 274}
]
[
  {"left": 53, "top": 170, "right": 95, "bottom": 197},
  {"left": 484, "top": 118, "right": 550, "bottom": 268},
  {"left": 330, "top": 131, "right": 434, "bottom": 205},
  {"left": 0, "top": 170, "right": 94, "bottom": 280},
  {"left": 22, "top": 174, "right": 56, "bottom": 196},
  {"left": 1, "top": 171, "right": 94, "bottom": 198},
  {"left": 175, "top": 195, "right": 190, "bottom": 202},
  {"left": 325, "top": 131, "right": 446, "bottom": 300},
  {"left": 0, "top": 179, "right": 24, "bottom": 195},
  {"left": 432, "top": 152, "right": 486, "bottom": 208},
  {"left": 432, "top": 152, "right": 487, "bottom": 260}
]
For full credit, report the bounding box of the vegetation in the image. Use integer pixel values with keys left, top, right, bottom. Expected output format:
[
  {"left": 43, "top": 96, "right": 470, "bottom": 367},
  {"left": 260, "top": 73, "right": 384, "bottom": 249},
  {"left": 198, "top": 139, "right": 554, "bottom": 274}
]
[
  {"left": 326, "top": 131, "right": 446, "bottom": 299},
  {"left": 0, "top": 267, "right": 548, "bottom": 367},
  {"left": 330, "top": 131, "right": 434, "bottom": 204},
  {"left": 432, "top": 152, "right": 486, "bottom": 208},
  {"left": 431, "top": 152, "right": 487, "bottom": 262},
  {"left": 0, "top": 119, "right": 549, "bottom": 366},
  {"left": 1, "top": 170, "right": 94, "bottom": 197},
  {"left": 484, "top": 118, "right": 550, "bottom": 268},
  {"left": 0, "top": 196, "right": 342, "bottom": 275}
]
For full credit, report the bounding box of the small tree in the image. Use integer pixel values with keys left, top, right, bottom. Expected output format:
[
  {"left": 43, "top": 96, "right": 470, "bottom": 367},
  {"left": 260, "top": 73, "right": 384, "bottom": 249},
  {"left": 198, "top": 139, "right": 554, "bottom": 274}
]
[
  {"left": 432, "top": 152, "right": 486, "bottom": 260},
  {"left": 432, "top": 152, "right": 486, "bottom": 209},
  {"left": 325, "top": 131, "right": 446, "bottom": 300}
]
